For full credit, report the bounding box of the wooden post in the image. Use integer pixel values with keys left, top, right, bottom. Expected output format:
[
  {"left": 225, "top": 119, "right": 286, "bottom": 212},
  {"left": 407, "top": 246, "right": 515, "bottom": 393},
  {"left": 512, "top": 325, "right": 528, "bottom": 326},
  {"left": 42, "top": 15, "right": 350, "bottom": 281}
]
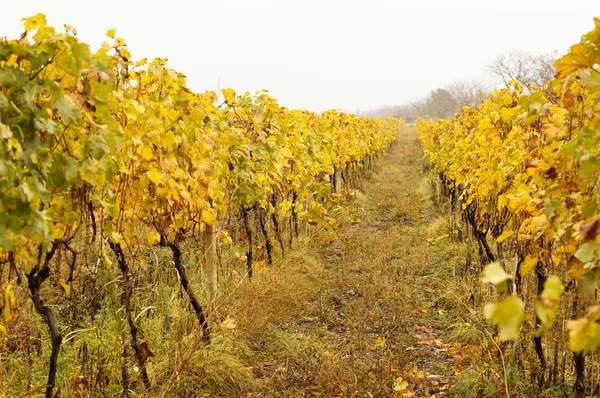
[
  {"left": 300, "top": 190, "right": 311, "bottom": 237},
  {"left": 204, "top": 223, "right": 218, "bottom": 303},
  {"left": 333, "top": 167, "right": 342, "bottom": 193}
]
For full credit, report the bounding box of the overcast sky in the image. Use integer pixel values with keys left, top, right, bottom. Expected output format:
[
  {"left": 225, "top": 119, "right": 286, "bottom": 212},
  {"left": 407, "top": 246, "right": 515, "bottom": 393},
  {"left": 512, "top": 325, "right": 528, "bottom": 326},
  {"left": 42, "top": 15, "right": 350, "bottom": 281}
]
[{"left": 1, "top": 1, "right": 599, "bottom": 112}]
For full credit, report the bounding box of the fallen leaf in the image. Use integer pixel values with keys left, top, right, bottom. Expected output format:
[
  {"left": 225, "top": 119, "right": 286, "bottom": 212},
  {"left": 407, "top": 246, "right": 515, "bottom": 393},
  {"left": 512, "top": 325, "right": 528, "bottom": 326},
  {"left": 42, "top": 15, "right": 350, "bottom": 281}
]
[
  {"left": 296, "top": 264, "right": 309, "bottom": 273},
  {"left": 373, "top": 336, "right": 386, "bottom": 347},
  {"left": 58, "top": 278, "right": 71, "bottom": 297},
  {"left": 393, "top": 376, "right": 408, "bottom": 392},
  {"left": 453, "top": 364, "right": 464, "bottom": 375},
  {"left": 220, "top": 316, "right": 237, "bottom": 330},
  {"left": 138, "top": 340, "right": 155, "bottom": 360}
]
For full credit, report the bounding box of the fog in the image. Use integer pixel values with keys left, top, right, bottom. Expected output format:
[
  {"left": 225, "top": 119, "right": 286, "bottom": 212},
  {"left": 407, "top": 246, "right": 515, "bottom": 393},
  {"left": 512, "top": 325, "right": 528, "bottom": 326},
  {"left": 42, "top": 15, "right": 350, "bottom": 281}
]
[{"left": 1, "top": 0, "right": 598, "bottom": 112}]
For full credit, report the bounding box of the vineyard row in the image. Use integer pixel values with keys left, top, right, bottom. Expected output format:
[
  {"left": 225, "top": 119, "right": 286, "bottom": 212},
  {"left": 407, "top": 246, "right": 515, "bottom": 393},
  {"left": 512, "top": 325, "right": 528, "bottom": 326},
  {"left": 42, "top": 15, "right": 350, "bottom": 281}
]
[{"left": 0, "top": 14, "right": 403, "bottom": 397}]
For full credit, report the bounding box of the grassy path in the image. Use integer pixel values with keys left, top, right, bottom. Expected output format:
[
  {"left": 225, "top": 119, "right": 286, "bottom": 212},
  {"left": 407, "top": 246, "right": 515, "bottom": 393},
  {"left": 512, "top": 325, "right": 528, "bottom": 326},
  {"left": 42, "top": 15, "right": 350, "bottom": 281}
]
[{"left": 216, "top": 126, "right": 473, "bottom": 397}]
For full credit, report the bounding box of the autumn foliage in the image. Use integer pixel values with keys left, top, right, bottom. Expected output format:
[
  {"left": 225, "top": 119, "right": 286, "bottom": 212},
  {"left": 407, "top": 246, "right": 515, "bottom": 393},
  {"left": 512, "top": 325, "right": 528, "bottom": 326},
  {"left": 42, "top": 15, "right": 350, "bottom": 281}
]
[{"left": 418, "top": 17, "right": 600, "bottom": 394}]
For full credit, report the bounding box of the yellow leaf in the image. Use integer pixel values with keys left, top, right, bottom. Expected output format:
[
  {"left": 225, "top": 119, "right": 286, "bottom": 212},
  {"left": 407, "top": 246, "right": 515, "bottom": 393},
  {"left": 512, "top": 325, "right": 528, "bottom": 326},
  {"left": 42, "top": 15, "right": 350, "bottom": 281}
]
[
  {"left": 0, "top": 324, "right": 6, "bottom": 336},
  {"left": 496, "top": 230, "right": 515, "bottom": 243},
  {"left": 101, "top": 248, "right": 113, "bottom": 269},
  {"left": 220, "top": 316, "right": 237, "bottom": 330},
  {"left": 106, "top": 28, "right": 116, "bottom": 39},
  {"left": 140, "top": 146, "right": 154, "bottom": 161},
  {"left": 484, "top": 296, "right": 525, "bottom": 341},
  {"left": 202, "top": 210, "right": 217, "bottom": 225},
  {"left": 146, "top": 231, "right": 161, "bottom": 246},
  {"left": 3, "top": 283, "right": 16, "bottom": 324},
  {"left": 567, "top": 317, "right": 600, "bottom": 353},
  {"left": 520, "top": 255, "right": 538, "bottom": 276},
  {"left": 279, "top": 200, "right": 293, "bottom": 218},
  {"left": 121, "top": 48, "right": 131, "bottom": 61},
  {"left": 293, "top": 202, "right": 303, "bottom": 213},
  {"left": 147, "top": 168, "right": 162, "bottom": 185},
  {"left": 373, "top": 336, "right": 386, "bottom": 347},
  {"left": 541, "top": 275, "right": 564, "bottom": 307},
  {"left": 57, "top": 278, "right": 71, "bottom": 297},
  {"left": 393, "top": 376, "right": 408, "bottom": 392},
  {"left": 6, "top": 53, "right": 18, "bottom": 68},
  {"left": 253, "top": 260, "right": 266, "bottom": 272},
  {"left": 111, "top": 231, "right": 124, "bottom": 245}
]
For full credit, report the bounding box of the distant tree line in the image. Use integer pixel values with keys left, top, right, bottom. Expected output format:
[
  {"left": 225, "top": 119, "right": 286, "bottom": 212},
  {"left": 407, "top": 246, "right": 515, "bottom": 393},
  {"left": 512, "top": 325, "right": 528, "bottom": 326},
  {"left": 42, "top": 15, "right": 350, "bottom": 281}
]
[{"left": 360, "top": 50, "right": 556, "bottom": 121}]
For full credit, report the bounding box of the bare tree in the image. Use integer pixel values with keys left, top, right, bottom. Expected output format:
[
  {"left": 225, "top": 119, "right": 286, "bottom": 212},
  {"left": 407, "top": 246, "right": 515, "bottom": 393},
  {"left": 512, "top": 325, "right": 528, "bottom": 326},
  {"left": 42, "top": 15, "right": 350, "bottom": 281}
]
[
  {"left": 361, "top": 51, "right": 556, "bottom": 122},
  {"left": 419, "top": 88, "right": 457, "bottom": 119},
  {"left": 487, "top": 50, "right": 557, "bottom": 88},
  {"left": 529, "top": 51, "right": 557, "bottom": 86},
  {"left": 360, "top": 79, "right": 490, "bottom": 122},
  {"left": 446, "top": 79, "right": 491, "bottom": 110}
]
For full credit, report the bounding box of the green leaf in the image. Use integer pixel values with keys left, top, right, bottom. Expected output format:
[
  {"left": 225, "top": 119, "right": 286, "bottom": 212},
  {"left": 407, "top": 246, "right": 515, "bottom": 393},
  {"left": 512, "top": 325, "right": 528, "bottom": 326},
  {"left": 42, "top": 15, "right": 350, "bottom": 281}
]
[
  {"left": 583, "top": 201, "right": 597, "bottom": 219},
  {"left": 0, "top": 92, "right": 8, "bottom": 112},
  {"left": 83, "top": 134, "right": 110, "bottom": 160},
  {"left": 63, "top": 157, "right": 80, "bottom": 185},
  {"left": 579, "top": 269, "right": 600, "bottom": 299},
  {"left": 100, "top": 200, "right": 119, "bottom": 219},
  {"left": 0, "top": 67, "right": 29, "bottom": 88},
  {"left": 545, "top": 198, "right": 561, "bottom": 217},
  {"left": 54, "top": 96, "right": 82, "bottom": 125},
  {"left": 575, "top": 242, "right": 600, "bottom": 263},
  {"left": 0, "top": 41, "right": 10, "bottom": 61},
  {"left": 484, "top": 296, "right": 525, "bottom": 341},
  {"left": 47, "top": 153, "right": 79, "bottom": 188},
  {"left": 579, "top": 154, "right": 600, "bottom": 180},
  {"left": 481, "top": 261, "right": 512, "bottom": 292},
  {"left": 34, "top": 117, "right": 58, "bottom": 135},
  {"left": 19, "top": 181, "right": 35, "bottom": 203}
]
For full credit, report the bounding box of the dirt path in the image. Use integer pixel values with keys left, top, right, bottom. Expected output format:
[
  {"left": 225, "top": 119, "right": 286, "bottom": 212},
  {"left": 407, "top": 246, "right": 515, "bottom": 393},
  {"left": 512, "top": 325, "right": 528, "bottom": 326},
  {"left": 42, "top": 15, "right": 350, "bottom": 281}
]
[{"left": 241, "top": 126, "right": 465, "bottom": 397}]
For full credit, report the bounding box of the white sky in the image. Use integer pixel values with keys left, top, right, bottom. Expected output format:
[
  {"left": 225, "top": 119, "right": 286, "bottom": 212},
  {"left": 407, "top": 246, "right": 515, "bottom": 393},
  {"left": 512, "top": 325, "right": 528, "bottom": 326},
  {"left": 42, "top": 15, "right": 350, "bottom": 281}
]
[{"left": 1, "top": 1, "right": 599, "bottom": 112}]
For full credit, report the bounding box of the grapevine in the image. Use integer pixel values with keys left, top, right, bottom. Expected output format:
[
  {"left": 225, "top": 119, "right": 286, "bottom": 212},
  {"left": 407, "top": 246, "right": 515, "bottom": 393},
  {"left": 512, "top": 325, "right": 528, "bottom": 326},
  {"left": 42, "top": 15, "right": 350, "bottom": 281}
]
[
  {"left": 418, "top": 18, "right": 600, "bottom": 393},
  {"left": 0, "top": 14, "right": 402, "bottom": 396}
]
